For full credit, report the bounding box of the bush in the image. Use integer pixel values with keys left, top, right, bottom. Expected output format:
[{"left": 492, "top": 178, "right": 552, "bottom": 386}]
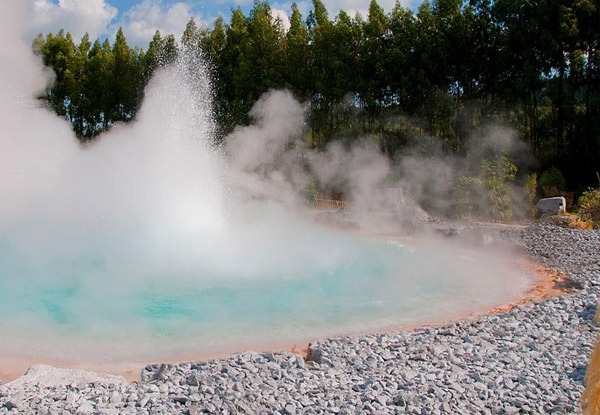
[
  {"left": 524, "top": 173, "right": 537, "bottom": 218},
  {"left": 539, "top": 167, "right": 575, "bottom": 208},
  {"left": 539, "top": 167, "right": 567, "bottom": 195},
  {"left": 305, "top": 178, "right": 319, "bottom": 205},
  {"left": 452, "top": 156, "right": 517, "bottom": 221},
  {"left": 480, "top": 156, "right": 518, "bottom": 221},
  {"left": 452, "top": 175, "right": 484, "bottom": 220},
  {"left": 570, "top": 218, "right": 594, "bottom": 230},
  {"left": 577, "top": 188, "right": 600, "bottom": 228}
]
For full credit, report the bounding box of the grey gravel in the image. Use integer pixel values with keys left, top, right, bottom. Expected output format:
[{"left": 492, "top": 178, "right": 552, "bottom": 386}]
[{"left": 1, "top": 224, "right": 598, "bottom": 414}]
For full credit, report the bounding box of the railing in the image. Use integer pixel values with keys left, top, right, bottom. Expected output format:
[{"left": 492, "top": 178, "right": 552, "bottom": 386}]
[{"left": 315, "top": 198, "right": 349, "bottom": 210}]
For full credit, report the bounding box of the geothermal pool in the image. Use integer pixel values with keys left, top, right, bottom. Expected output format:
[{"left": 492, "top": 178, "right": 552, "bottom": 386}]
[
  {"left": 0, "top": 36, "right": 533, "bottom": 371},
  {"left": 0, "top": 219, "right": 533, "bottom": 366}
]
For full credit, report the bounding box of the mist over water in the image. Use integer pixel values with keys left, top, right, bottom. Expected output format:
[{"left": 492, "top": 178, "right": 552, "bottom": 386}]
[{"left": 0, "top": 2, "right": 533, "bottom": 366}]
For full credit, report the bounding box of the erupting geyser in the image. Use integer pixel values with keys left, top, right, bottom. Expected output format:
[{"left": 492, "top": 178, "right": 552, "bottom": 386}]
[{"left": 0, "top": 2, "right": 533, "bottom": 373}]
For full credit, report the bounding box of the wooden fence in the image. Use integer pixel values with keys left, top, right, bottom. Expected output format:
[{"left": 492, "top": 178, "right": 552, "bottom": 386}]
[{"left": 315, "top": 198, "right": 350, "bottom": 210}]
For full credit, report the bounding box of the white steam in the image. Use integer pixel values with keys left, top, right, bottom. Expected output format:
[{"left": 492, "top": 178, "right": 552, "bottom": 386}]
[
  {"left": 0, "top": 1, "right": 78, "bottom": 221},
  {"left": 0, "top": 2, "right": 226, "bottom": 277},
  {"left": 222, "top": 91, "right": 533, "bottom": 225},
  {"left": 226, "top": 90, "right": 308, "bottom": 206},
  {"left": 0, "top": 2, "right": 534, "bottom": 369}
]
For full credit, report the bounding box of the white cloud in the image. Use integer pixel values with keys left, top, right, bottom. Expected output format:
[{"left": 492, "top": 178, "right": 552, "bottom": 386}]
[
  {"left": 113, "top": 0, "right": 209, "bottom": 48},
  {"left": 31, "top": 0, "right": 117, "bottom": 41},
  {"left": 269, "top": 0, "right": 417, "bottom": 25},
  {"left": 322, "top": 0, "right": 419, "bottom": 21},
  {"left": 216, "top": 0, "right": 251, "bottom": 6},
  {"left": 271, "top": 8, "right": 290, "bottom": 32}
]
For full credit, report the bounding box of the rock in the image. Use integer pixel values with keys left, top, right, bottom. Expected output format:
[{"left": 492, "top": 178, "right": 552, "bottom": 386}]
[
  {"left": 285, "top": 402, "right": 297, "bottom": 414},
  {"left": 0, "top": 365, "right": 127, "bottom": 389},
  {"left": 76, "top": 402, "right": 95, "bottom": 415},
  {"left": 188, "top": 406, "right": 201, "bottom": 415},
  {"left": 537, "top": 197, "right": 567, "bottom": 215},
  {"left": 141, "top": 364, "right": 175, "bottom": 382},
  {"left": 0, "top": 225, "right": 597, "bottom": 415},
  {"left": 376, "top": 395, "right": 388, "bottom": 405},
  {"left": 186, "top": 375, "right": 200, "bottom": 386},
  {"left": 171, "top": 395, "right": 188, "bottom": 404},
  {"left": 138, "top": 395, "right": 151, "bottom": 407},
  {"left": 3, "top": 401, "right": 18, "bottom": 410},
  {"left": 306, "top": 346, "right": 323, "bottom": 364}
]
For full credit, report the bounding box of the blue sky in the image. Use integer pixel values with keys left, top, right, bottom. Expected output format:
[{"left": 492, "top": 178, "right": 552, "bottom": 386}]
[
  {"left": 108, "top": 0, "right": 229, "bottom": 18},
  {"left": 29, "top": 0, "right": 417, "bottom": 48}
]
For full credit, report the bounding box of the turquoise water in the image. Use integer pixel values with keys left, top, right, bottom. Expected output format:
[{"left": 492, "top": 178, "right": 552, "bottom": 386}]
[{"left": 0, "top": 232, "right": 530, "bottom": 363}]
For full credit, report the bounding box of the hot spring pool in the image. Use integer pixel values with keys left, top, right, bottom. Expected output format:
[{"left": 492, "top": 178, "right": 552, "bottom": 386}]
[
  {"left": 0, "top": 224, "right": 533, "bottom": 367},
  {"left": 0, "top": 35, "right": 537, "bottom": 376}
]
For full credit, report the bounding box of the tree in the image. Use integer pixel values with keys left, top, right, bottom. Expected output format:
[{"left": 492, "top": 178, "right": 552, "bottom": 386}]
[
  {"left": 70, "top": 33, "right": 91, "bottom": 137},
  {"left": 40, "top": 30, "right": 76, "bottom": 118},
  {"left": 84, "top": 38, "right": 111, "bottom": 136},
  {"left": 161, "top": 34, "right": 178, "bottom": 65},
  {"left": 181, "top": 18, "right": 201, "bottom": 53},
  {"left": 387, "top": 3, "right": 415, "bottom": 112},
  {"left": 307, "top": 0, "right": 336, "bottom": 147},
  {"left": 109, "top": 27, "right": 136, "bottom": 122},
  {"left": 248, "top": 0, "right": 286, "bottom": 95},
  {"left": 144, "top": 30, "right": 165, "bottom": 80},
  {"left": 31, "top": 0, "right": 600, "bottom": 190},
  {"left": 359, "top": 0, "right": 390, "bottom": 130},
  {"left": 220, "top": 8, "right": 254, "bottom": 129}
]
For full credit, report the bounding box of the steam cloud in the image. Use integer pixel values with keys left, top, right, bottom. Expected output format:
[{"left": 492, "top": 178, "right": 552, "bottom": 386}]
[
  {"left": 0, "top": 2, "right": 532, "bottom": 255},
  {"left": 0, "top": 1, "right": 533, "bottom": 367},
  {"left": 223, "top": 89, "right": 532, "bottom": 234}
]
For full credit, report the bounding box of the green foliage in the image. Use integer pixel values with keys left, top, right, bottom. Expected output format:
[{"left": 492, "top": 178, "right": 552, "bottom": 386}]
[
  {"left": 480, "top": 156, "right": 518, "bottom": 220},
  {"left": 304, "top": 178, "right": 319, "bottom": 205},
  {"left": 452, "top": 175, "right": 484, "bottom": 220},
  {"left": 34, "top": 0, "right": 600, "bottom": 190},
  {"left": 286, "top": 3, "right": 310, "bottom": 99},
  {"left": 452, "top": 156, "right": 518, "bottom": 221},
  {"left": 577, "top": 188, "right": 600, "bottom": 228},
  {"left": 524, "top": 173, "right": 538, "bottom": 218},
  {"left": 34, "top": 26, "right": 178, "bottom": 139},
  {"left": 181, "top": 18, "right": 200, "bottom": 51},
  {"left": 539, "top": 167, "right": 567, "bottom": 195}
]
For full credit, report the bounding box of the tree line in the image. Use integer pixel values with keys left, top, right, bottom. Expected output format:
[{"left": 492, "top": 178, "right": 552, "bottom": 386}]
[{"left": 33, "top": 0, "right": 599, "bottom": 191}]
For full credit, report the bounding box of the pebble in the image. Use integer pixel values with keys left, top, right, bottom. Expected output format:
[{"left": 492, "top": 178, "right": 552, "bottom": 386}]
[{"left": 0, "top": 225, "right": 597, "bottom": 414}]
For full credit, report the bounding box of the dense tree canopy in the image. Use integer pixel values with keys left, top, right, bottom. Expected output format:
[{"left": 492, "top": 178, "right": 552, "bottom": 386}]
[{"left": 34, "top": 0, "right": 599, "bottom": 191}]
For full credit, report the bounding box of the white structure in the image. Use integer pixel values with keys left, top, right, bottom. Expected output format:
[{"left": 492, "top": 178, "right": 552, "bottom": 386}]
[{"left": 536, "top": 196, "right": 567, "bottom": 216}]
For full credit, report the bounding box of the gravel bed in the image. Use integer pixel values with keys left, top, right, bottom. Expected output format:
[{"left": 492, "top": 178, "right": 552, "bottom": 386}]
[{"left": 1, "top": 225, "right": 599, "bottom": 414}]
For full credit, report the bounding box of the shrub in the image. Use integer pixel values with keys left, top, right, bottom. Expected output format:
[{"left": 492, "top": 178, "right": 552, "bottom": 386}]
[
  {"left": 452, "top": 156, "right": 517, "bottom": 221},
  {"left": 480, "top": 156, "right": 518, "bottom": 221},
  {"left": 539, "top": 167, "right": 575, "bottom": 208},
  {"left": 540, "top": 167, "right": 567, "bottom": 196},
  {"left": 577, "top": 188, "right": 600, "bottom": 228},
  {"left": 524, "top": 173, "right": 537, "bottom": 218},
  {"left": 305, "top": 178, "right": 319, "bottom": 205},
  {"left": 570, "top": 218, "right": 594, "bottom": 230},
  {"left": 452, "top": 175, "right": 484, "bottom": 220}
]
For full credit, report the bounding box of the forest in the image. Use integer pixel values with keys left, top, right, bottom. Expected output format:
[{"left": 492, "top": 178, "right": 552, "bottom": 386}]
[{"left": 32, "top": 0, "right": 599, "bottom": 194}]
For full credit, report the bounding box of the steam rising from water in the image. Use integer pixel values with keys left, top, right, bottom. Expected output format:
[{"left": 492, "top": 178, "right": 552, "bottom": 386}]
[{"left": 0, "top": 2, "right": 533, "bottom": 367}]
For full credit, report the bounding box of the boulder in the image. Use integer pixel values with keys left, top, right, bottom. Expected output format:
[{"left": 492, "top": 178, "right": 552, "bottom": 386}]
[
  {"left": 141, "top": 363, "right": 175, "bottom": 383},
  {"left": 536, "top": 197, "right": 566, "bottom": 216},
  {"left": 0, "top": 364, "right": 127, "bottom": 389}
]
